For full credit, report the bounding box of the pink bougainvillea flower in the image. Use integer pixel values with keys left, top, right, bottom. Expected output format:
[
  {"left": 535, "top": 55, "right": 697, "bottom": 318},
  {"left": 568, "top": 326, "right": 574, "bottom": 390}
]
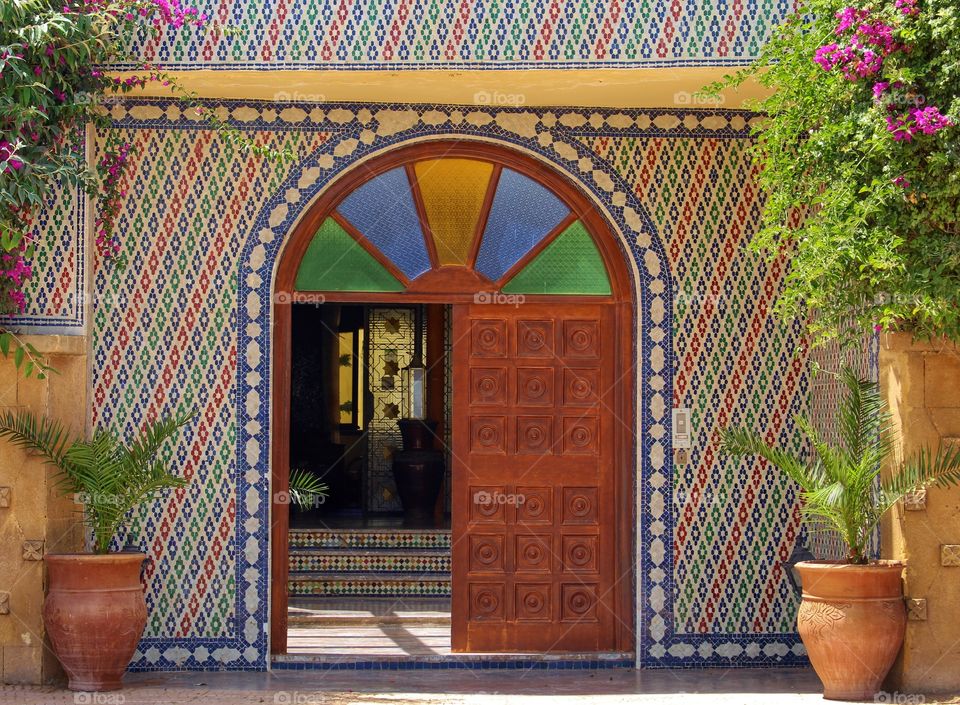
[
  {"left": 892, "top": 175, "right": 911, "bottom": 188},
  {"left": 895, "top": 0, "right": 920, "bottom": 15},
  {"left": 835, "top": 7, "right": 869, "bottom": 34},
  {"left": 886, "top": 115, "right": 916, "bottom": 141},
  {"left": 911, "top": 106, "right": 953, "bottom": 134}
]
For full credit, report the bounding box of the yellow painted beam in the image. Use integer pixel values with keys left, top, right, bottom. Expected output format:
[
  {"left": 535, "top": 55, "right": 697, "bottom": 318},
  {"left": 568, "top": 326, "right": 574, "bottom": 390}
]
[{"left": 117, "top": 67, "right": 768, "bottom": 109}]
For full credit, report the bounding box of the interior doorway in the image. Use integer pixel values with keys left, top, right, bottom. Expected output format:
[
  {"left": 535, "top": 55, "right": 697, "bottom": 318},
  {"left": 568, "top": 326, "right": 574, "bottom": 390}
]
[{"left": 270, "top": 141, "right": 635, "bottom": 661}]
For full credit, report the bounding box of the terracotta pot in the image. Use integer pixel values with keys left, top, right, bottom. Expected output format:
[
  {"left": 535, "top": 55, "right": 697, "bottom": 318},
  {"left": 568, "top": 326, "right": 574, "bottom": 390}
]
[
  {"left": 44, "top": 553, "right": 147, "bottom": 691},
  {"left": 795, "top": 560, "right": 906, "bottom": 701}
]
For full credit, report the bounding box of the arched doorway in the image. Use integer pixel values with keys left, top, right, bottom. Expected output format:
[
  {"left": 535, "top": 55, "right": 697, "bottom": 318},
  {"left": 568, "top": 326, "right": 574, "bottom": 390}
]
[{"left": 271, "top": 140, "right": 635, "bottom": 656}]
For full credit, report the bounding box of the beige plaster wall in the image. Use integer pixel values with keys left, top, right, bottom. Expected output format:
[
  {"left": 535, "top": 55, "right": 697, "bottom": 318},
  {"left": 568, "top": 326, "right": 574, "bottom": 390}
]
[
  {"left": 118, "top": 67, "right": 770, "bottom": 108},
  {"left": 0, "top": 336, "right": 86, "bottom": 685},
  {"left": 880, "top": 333, "right": 960, "bottom": 693}
]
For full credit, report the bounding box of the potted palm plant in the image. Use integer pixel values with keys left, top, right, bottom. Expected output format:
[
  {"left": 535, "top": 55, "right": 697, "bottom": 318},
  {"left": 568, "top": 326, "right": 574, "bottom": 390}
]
[
  {"left": 0, "top": 410, "right": 194, "bottom": 692},
  {"left": 720, "top": 366, "right": 960, "bottom": 701}
]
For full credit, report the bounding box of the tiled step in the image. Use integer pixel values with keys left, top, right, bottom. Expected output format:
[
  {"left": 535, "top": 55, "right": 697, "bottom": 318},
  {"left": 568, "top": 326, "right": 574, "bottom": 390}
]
[
  {"left": 289, "top": 573, "right": 451, "bottom": 598},
  {"left": 289, "top": 528, "right": 451, "bottom": 550},
  {"left": 289, "top": 549, "right": 451, "bottom": 574}
]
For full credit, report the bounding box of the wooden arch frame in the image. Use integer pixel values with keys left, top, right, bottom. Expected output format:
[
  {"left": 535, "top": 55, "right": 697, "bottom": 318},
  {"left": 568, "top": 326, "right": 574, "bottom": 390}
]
[{"left": 270, "top": 140, "right": 636, "bottom": 654}]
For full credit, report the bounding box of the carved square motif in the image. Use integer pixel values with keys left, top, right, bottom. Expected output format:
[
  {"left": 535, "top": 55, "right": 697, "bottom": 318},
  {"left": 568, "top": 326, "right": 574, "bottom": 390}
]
[
  {"left": 471, "top": 319, "right": 507, "bottom": 358},
  {"left": 561, "top": 583, "right": 599, "bottom": 622},
  {"left": 469, "top": 535, "right": 505, "bottom": 572},
  {"left": 906, "top": 598, "right": 927, "bottom": 621},
  {"left": 516, "top": 416, "right": 553, "bottom": 455},
  {"left": 903, "top": 489, "right": 927, "bottom": 511},
  {"left": 563, "top": 368, "right": 600, "bottom": 407},
  {"left": 516, "top": 583, "right": 552, "bottom": 621},
  {"left": 469, "top": 582, "right": 505, "bottom": 621},
  {"left": 0, "top": 591, "right": 8, "bottom": 615},
  {"left": 517, "top": 320, "right": 554, "bottom": 358},
  {"left": 517, "top": 368, "right": 554, "bottom": 406},
  {"left": 22, "top": 540, "right": 43, "bottom": 561},
  {"left": 470, "top": 486, "right": 507, "bottom": 523},
  {"left": 562, "top": 535, "right": 599, "bottom": 573},
  {"left": 516, "top": 487, "right": 552, "bottom": 524},
  {"left": 562, "top": 416, "right": 599, "bottom": 455},
  {"left": 562, "top": 320, "right": 600, "bottom": 359},
  {"left": 516, "top": 535, "right": 552, "bottom": 573},
  {"left": 471, "top": 367, "right": 507, "bottom": 405},
  {"left": 941, "top": 545, "right": 960, "bottom": 567},
  {"left": 562, "top": 487, "right": 599, "bottom": 525},
  {"left": 471, "top": 416, "right": 506, "bottom": 454},
  {"left": 0, "top": 486, "right": 9, "bottom": 508}
]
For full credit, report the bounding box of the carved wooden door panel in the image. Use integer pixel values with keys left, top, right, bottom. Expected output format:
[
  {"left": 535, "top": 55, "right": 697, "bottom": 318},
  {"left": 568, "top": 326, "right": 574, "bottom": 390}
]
[{"left": 451, "top": 303, "right": 617, "bottom": 652}]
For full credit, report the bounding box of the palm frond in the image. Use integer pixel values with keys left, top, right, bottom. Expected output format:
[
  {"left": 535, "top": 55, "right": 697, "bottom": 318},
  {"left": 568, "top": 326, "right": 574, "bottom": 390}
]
[
  {"left": 878, "top": 442, "right": 960, "bottom": 514},
  {"left": 718, "top": 364, "right": 960, "bottom": 564},
  {"left": 719, "top": 426, "right": 816, "bottom": 491},
  {"left": 289, "top": 468, "right": 329, "bottom": 509},
  {"left": 0, "top": 409, "right": 76, "bottom": 477},
  {"left": 0, "top": 409, "right": 193, "bottom": 554}
]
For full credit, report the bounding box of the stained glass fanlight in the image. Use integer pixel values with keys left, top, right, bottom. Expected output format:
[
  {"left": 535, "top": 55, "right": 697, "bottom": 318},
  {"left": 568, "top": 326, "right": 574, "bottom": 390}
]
[{"left": 293, "top": 156, "right": 613, "bottom": 297}]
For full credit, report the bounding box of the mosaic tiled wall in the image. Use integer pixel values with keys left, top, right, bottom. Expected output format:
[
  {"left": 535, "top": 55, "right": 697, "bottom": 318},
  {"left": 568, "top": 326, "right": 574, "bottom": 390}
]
[
  {"left": 6, "top": 182, "right": 85, "bottom": 332},
  {"left": 91, "top": 124, "right": 332, "bottom": 653},
  {"left": 89, "top": 100, "right": 808, "bottom": 670},
  {"left": 118, "top": 0, "right": 797, "bottom": 70},
  {"left": 580, "top": 136, "right": 809, "bottom": 636}
]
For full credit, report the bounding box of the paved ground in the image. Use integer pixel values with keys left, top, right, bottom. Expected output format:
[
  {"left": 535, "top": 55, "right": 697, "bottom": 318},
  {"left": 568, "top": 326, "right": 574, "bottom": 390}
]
[{"left": 2, "top": 668, "right": 956, "bottom": 705}]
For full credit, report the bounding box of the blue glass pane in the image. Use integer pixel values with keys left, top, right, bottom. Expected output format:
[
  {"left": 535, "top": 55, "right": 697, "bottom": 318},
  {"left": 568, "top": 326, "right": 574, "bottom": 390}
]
[
  {"left": 474, "top": 169, "right": 570, "bottom": 282},
  {"left": 337, "top": 167, "right": 431, "bottom": 280}
]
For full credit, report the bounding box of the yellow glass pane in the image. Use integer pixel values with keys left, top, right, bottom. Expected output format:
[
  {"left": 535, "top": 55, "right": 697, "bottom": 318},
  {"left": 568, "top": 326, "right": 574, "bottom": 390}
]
[{"left": 414, "top": 159, "right": 494, "bottom": 266}]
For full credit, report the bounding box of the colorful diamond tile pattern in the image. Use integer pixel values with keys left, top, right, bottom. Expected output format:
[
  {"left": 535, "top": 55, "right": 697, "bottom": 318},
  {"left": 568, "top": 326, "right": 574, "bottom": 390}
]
[
  {"left": 86, "top": 100, "right": 810, "bottom": 670},
  {"left": 120, "top": 0, "right": 799, "bottom": 70},
  {"left": 91, "top": 125, "right": 331, "bottom": 656},
  {"left": 9, "top": 181, "right": 84, "bottom": 331},
  {"left": 579, "top": 136, "right": 810, "bottom": 635}
]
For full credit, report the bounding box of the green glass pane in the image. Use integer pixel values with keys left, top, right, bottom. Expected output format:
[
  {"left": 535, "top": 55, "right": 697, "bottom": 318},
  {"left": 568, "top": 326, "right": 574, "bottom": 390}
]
[
  {"left": 295, "top": 218, "right": 404, "bottom": 292},
  {"left": 501, "top": 221, "right": 611, "bottom": 295}
]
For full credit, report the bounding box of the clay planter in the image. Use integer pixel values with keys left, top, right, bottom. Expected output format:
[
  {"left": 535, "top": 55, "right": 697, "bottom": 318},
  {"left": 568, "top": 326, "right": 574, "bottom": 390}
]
[
  {"left": 44, "top": 553, "right": 147, "bottom": 691},
  {"left": 795, "top": 560, "right": 906, "bottom": 701}
]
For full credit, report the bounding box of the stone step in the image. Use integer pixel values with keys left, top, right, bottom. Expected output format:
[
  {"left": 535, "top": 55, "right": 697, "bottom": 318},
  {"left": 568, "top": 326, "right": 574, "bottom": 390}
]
[
  {"left": 289, "top": 528, "right": 451, "bottom": 550},
  {"left": 288, "top": 596, "right": 451, "bottom": 626},
  {"left": 289, "top": 549, "right": 451, "bottom": 574},
  {"left": 289, "top": 573, "right": 451, "bottom": 598}
]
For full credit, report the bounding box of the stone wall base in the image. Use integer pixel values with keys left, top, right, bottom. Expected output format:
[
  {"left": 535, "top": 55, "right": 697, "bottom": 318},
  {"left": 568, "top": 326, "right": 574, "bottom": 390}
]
[{"left": 880, "top": 333, "right": 960, "bottom": 693}]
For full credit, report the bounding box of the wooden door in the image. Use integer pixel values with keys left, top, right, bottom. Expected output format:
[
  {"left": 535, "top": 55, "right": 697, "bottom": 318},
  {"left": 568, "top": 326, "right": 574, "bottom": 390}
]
[{"left": 451, "top": 303, "right": 618, "bottom": 652}]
